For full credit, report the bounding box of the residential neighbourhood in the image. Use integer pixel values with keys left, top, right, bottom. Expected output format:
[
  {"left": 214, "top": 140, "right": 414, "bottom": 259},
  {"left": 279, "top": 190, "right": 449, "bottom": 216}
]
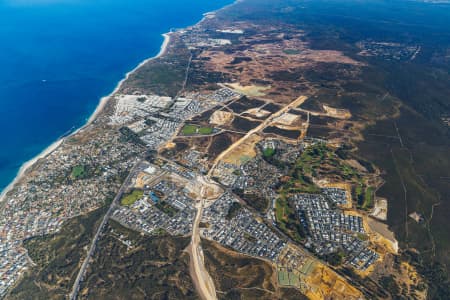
[
  {"left": 292, "top": 192, "right": 379, "bottom": 270},
  {"left": 202, "top": 193, "right": 287, "bottom": 262}
]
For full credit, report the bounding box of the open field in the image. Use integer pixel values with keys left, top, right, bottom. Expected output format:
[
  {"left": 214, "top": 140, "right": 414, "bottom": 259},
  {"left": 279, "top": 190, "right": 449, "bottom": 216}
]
[
  {"left": 207, "top": 132, "right": 243, "bottom": 163},
  {"left": 120, "top": 189, "right": 144, "bottom": 206},
  {"left": 221, "top": 133, "right": 262, "bottom": 166},
  {"left": 304, "top": 262, "right": 362, "bottom": 300},
  {"left": 275, "top": 197, "right": 305, "bottom": 244},
  {"left": 227, "top": 96, "right": 266, "bottom": 114},
  {"left": 181, "top": 124, "right": 214, "bottom": 136},
  {"left": 190, "top": 23, "right": 361, "bottom": 103},
  {"left": 358, "top": 109, "right": 450, "bottom": 292},
  {"left": 71, "top": 165, "right": 87, "bottom": 179},
  {"left": 264, "top": 126, "right": 302, "bottom": 140}
]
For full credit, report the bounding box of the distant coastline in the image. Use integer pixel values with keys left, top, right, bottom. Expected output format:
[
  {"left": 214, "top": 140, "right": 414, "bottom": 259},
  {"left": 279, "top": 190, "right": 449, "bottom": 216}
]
[
  {"left": 0, "top": 33, "right": 171, "bottom": 204},
  {"left": 0, "top": 0, "right": 236, "bottom": 198},
  {"left": 0, "top": 0, "right": 239, "bottom": 203},
  {"left": 86, "top": 33, "right": 171, "bottom": 125}
]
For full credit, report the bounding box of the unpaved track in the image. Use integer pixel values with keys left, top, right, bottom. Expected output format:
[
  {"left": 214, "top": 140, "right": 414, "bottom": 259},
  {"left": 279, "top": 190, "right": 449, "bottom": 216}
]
[
  {"left": 189, "top": 200, "right": 217, "bottom": 300},
  {"left": 190, "top": 96, "right": 308, "bottom": 298}
]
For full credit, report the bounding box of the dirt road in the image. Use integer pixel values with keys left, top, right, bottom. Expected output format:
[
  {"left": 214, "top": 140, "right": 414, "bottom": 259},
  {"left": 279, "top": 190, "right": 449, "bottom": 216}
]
[
  {"left": 189, "top": 200, "right": 217, "bottom": 300},
  {"left": 208, "top": 95, "right": 308, "bottom": 175}
]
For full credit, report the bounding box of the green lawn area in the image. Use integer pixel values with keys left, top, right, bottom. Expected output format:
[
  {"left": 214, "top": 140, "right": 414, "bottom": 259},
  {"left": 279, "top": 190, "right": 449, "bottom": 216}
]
[
  {"left": 198, "top": 127, "right": 213, "bottom": 134},
  {"left": 275, "top": 198, "right": 286, "bottom": 224},
  {"left": 263, "top": 147, "right": 276, "bottom": 158},
  {"left": 363, "top": 187, "right": 374, "bottom": 209},
  {"left": 71, "top": 165, "right": 86, "bottom": 179},
  {"left": 275, "top": 197, "right": 304, "bottom": 243},
  {"left": 120, "top": 190, "right": 144, "bottom": 206},
  {"left": 181, "top": 124, "right": 214, "bottom": 135},
  {"left": 181, "top": 124, "right": 198, "bottom": 135},
  {"left": 277, "top": 269, "right": 301, "bottom": 287},
  {"left": 278, "top": 269, "right": 290, "bottom": 286}
]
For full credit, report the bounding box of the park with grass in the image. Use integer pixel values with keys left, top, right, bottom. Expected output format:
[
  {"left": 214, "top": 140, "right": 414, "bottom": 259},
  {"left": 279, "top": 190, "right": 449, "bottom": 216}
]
[
  {"left": 262, "top": 147, "right": 276, "bottom": 159},
  {"left": 120, "top": 190, "right": 144, "bottom": 206},
  {"left": 181, "top": 124, "right": 214, "bottom": 135},
  {"left": 355, "top": 184, "right": 374, "bottom": 210},
  {"left": 71, "top": 165, "right": 87, "bottom": 179}
]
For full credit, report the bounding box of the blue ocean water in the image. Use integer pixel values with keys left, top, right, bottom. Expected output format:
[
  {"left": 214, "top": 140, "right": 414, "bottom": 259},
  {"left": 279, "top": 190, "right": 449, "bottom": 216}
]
[{"left": 0, "top": 0, "right": 233, "bottom": 191}]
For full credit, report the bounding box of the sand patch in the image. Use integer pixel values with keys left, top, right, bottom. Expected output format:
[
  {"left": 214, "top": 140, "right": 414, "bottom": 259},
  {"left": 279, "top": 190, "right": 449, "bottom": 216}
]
[
  {"left": 227, "top": 83, "right": 271, "bottom": 97},
  {"left": 304, "top": 262, "right": 362, "bottom": 300},
  {"left": 274, "top": 112, "right": 300, "bottom": 126},
  {"left": 185, "top": 175, "right": 223, "bottom": 201},
  {"left": 134, "top": 172, "right": 155, "bottom": 189},
  {"left": 244, "top": 108, "right": 271, "bottom": 118},
  {"left": 367, "top": 217, "right": 398, "bottom": 254},
  {"left": 210, "top": 110, "right": 234, "bottom": 126},
  {"left": 323, "top": 105, "right": 351, "bottom": 119},
  {"left": 222, "top": 133, "right": 262, "bottom": 165},
  {"left": 370, "top": 197, "right": 388, "bottom": 221}
]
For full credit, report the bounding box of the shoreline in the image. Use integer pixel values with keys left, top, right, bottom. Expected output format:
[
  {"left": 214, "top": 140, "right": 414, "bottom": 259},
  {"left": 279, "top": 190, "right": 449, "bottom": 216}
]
[
  {"left": 86, "top": 33, "right": 171, "bottom": 125},
  {"left": 0, "top": 33, "right": 171, "bottom": 203},
  {"left": 0, "top": 0, "right": 239, "bottom": 203},
  {"left": 86, "top": 32, "right": 170, "bottom": 126}
]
